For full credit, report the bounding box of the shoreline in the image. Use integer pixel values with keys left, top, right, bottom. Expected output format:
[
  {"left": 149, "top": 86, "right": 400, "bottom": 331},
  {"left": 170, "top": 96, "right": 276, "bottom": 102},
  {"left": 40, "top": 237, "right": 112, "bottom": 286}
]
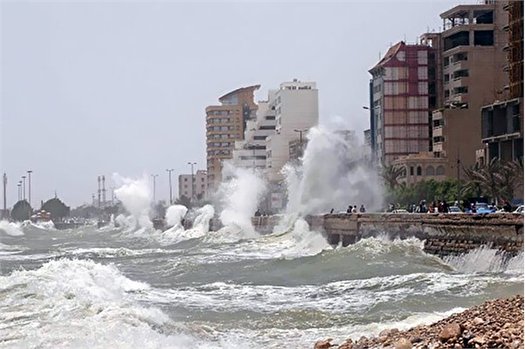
[{"left": 315, "top": 295, "right": 524, "bottom": 349}]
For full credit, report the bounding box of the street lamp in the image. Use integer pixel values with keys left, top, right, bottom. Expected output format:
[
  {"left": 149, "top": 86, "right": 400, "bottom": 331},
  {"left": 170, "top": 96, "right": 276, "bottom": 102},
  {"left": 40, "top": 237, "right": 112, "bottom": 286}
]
[
  {"left": 27, "top": 170, "right": 33, "bottom": 207},
  {"left": 166, "top": 169, "right": 174, "bottom": 205},
  {"left": 187, "top": 162, "right": 196, "bottom": 201},
  {"left": 21, "top": 176, "right": 26, "bottom": 200},
  {"left": 294, "top": 128, "right": 308, "bottom": 157},
  {"left": 17, "top": 181, "right": 22, "bottom": 201},
  {"left": 151, "top": 174, "right": 159, "bottom": 203}
]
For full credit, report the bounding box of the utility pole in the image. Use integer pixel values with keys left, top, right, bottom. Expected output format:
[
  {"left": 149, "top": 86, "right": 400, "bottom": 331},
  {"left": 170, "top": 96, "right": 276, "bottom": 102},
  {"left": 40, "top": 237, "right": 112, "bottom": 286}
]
[
  {"left": 166, "top": 169, "right": 174, "bottom": 205},
  {"left": 2, "top": 173, "right": 6, "bottom": 219},
  {"left": 27, "top": 170, "right": 32, "bottom": 207},
  {"left": 102, "top": 175, "right": 106, "bottom": 207},
  {"left": 97, "top": 176, "right": 101, "bottom": 208},
  {"left": 187, "top": 162, "right": 196, "bottom": 201},
  {"left": 17, "top": 182, "right": 22, "bottom": 201},
  {"left": 151, "top": 174, "right": 159, "bottom": 204},
  {"left": 21, "top": 176, "right": 26, "bottom": 201}
]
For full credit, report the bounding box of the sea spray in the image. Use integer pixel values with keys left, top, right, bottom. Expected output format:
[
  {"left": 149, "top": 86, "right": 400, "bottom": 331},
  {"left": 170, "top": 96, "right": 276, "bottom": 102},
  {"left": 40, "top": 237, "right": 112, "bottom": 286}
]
[
  {"left": 283, "top": 126, "right": 383, "bottom": 216},
  {"left": 0, "top": 220, "right": 24, "bottom": 236},
  {"left": 165, "top": 205, "right": 188, "bottom": 230},
  {"left": 113, "top": 174, "right": 153, "bottom": 229},
  {"left": 216, "top": 164, "right": 266, "bottom": 237}
]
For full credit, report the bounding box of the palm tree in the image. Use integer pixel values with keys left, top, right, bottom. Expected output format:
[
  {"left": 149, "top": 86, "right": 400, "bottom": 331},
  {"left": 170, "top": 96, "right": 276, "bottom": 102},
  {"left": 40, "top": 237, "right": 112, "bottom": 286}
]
[{"left": 381, "top": 164, "right": 405, "bottom": 189}]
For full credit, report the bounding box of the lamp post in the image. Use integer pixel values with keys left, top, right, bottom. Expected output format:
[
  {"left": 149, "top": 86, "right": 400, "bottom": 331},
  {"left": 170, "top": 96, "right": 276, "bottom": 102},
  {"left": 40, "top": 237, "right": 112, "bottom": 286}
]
[
  {"left": 27, "top": 170, "right": 32, "bottom": 207},
  {"left": 2, "top": 173, "right": 7, "bottom": 219},
  {"left": 21, "top": 176, "right": 26, "bottom": 201},
  {"left": 293, "top": 128, "right": 308, "bottom": 157},
  {"left": 17, "top": 182, "right": 22, "bottom": 201},
  {"left": 187, "top": 162, "right": 196, "bottom": 201},
  {"left": 151, "top": 174, "right": 159, "bottom": 204},
  {"left": 166, "top": 169, "right": 174, "bottom": 205}
]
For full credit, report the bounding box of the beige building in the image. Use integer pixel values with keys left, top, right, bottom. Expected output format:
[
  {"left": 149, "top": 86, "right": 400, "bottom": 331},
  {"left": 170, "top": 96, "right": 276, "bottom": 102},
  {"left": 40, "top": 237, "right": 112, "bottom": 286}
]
[
  {"left": 431, "top": 2, "right": 509, "bottom": 178},
  {"left": 206, "top": 85, "right": 259, "bottom": 192},
  {"left": 392, "top": 152, "right": 448, "bottom": 185},
  {"left": 178, "top": 170, "right": 207, "bottom": 201}
]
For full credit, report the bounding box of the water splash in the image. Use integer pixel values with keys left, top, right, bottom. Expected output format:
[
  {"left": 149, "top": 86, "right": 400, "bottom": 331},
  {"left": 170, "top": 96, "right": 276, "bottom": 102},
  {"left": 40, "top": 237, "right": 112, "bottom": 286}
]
[
  {"left": 113, "top": 174, "right": 152, "bottom": 229},
  {"left": 216, "top": 164, "right": 266, "bottom": 237},
  {"left": 283, "top": 126, "right": 383, "bottom": 216},
  {"left": 444, "top": 246, "right": 524, "bottom": 274},
  {"left": 165, "top": 205, "right": 188, "bottom": 229},
  {"left": 0, "top": 220, "right": 24, "bottom": 236}
]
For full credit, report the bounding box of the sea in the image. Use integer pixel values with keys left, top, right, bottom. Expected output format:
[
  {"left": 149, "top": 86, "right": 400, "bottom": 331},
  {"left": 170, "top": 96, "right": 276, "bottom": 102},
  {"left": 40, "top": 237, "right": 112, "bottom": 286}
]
[{"left": 0, "top": 214, "right": 523, "bottom": 349}]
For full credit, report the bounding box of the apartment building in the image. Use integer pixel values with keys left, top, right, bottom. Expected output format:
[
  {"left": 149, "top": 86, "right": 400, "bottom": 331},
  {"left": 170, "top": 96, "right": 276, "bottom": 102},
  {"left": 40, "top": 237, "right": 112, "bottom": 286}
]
[
  {"left": 265, "top": 80, "right": 319, "bottom": 183},
  {"left": 232, "top": 96, "right": 277, "bottom": 169},
  {"left": 431, "top": 2, "right": 509, "bottom": 177},
  {"left": 479, "top": 1, "right": 523, "bottom": 163},
  {"left": 369, "top": 41, "right": 438, "bottom": 165},
  {"left": 178, "top": 170, "right": 207, "bottom": 201},
  {"left": 205, "top": 85, "right": 259, "bottom": 192}
]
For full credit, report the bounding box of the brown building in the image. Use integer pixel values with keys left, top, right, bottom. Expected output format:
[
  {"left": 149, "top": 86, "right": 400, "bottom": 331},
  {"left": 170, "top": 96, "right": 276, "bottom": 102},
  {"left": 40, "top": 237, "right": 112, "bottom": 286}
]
[
  {"left": 206, "top": 85, "right": 259, "bottom": 192},
  {"left": 369, "top": 41, "right": 438, "bottom": 165},
  {"left": 393, "top": 152, "right": 448, "bottom": 185},
  {"left": 479, "top": 1, "right": 523, "bottom": 164},
  {"left": 431, "top": 2, "right": 509, "bottom": 178}
]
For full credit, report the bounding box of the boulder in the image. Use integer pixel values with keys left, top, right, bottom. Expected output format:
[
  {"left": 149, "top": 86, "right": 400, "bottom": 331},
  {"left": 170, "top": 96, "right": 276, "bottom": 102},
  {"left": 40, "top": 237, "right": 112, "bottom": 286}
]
[
  {"left": 439, "top": 323, "right": 462, "bottom": 341},
  {"left": 314, "top": 338, "right": 333, "bottom": 349},
  {"left": 394, "top": 337, "right": 412, "bottom": 349}
]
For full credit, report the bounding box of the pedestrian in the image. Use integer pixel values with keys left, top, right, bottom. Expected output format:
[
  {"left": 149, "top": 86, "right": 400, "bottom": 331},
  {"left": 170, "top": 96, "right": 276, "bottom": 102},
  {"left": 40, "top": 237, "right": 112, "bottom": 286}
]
[
  {"left": 352, "top": 205, "right": 357, "bottom": 213},
  {"left": 330, "top": 208, "right": 334, "bottom": 214},
  {"left": 359, "top": 204, "right": 366, "bottom": 213},
  {"left": 346, "top": 205, "right": 352, "bottom": 214}
]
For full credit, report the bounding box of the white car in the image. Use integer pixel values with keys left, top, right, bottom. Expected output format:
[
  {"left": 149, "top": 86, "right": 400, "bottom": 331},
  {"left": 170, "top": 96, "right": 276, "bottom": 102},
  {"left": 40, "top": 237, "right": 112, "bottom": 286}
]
[{"left": 513, "top": 205, "right": 524, "bottom": 214}]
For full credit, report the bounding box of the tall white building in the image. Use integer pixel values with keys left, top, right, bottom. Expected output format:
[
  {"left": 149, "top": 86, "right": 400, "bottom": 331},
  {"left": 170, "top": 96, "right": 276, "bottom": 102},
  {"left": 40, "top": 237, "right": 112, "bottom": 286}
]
[
  {"left": 265, "top": 80, "right": 319, "bottom": 182},
  {"left": 232, "top": 95, "right": 277, "bottom": 169}
]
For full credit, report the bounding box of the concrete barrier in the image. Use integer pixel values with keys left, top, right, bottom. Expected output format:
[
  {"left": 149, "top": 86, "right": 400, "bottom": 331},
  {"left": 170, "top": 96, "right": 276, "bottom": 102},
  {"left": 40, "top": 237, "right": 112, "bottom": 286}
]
[{"left": 252, "top": 213, "right": 523, "bottom": 257}]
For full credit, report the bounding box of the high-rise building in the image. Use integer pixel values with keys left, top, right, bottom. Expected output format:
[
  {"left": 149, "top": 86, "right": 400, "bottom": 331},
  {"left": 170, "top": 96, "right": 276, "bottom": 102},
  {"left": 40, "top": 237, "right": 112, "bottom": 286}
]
[
  {"left": 369, "top": 41, "right": 438, "bottom": 165},
  {"left": 232, "top": 95, "right": 277, "bottom": 169},
  {"left": 479, "top": 1, "right": 523, "bottom": 163},
  {"left": 178, "top": 170, "right": 207, "bottom": 201},
  {"left": 431, "top": 2, "right": 509, "bottom": 176},
  {"left": 265, "top": 80, "right": 319, "bottom": 183},
  {"left": 206, "top": 85, "right": 259, "bottom": 192}
]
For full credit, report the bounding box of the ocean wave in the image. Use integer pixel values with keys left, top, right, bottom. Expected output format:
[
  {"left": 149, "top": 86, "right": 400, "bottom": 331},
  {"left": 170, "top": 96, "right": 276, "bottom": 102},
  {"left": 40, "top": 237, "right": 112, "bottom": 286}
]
[{"left": 0, "top": 221, "right": 24, "bottom": 236}]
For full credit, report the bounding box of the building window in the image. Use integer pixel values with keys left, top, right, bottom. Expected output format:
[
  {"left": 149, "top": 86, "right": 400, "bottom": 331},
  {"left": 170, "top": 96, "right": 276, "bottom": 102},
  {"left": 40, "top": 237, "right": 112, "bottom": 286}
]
[
  {"left": 410, "top": 166, "right": 414, "bottom": 176},
  {"left": 416, "top": 166, "right": 422, "bottom": 176},
  {"left": 474, "top": 30, "right": 494, "bottom": 46},
  {"left": 436, "top": 166, "right": 445, "bottom": 175},
  {"left": 425, "top": 166, "right": 435, "bottom": 176}
]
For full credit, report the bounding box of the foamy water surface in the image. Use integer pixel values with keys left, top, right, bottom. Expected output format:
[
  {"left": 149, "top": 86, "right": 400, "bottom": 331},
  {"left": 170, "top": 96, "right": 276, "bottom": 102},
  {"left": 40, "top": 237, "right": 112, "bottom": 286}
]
[{"left": 0, "top": 218, "right": 522, "bottom": 349}]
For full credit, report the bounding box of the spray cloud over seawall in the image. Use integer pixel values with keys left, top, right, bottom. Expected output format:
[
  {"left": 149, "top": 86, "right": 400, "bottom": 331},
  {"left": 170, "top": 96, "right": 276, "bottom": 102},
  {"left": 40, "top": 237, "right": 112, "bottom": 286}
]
[
  {"left": 284, "top": 126, "right": 383, "bottom": 216},
  {"left": 113, "top": 174, "right": 152, "bottom": 229},
  {"left": 216, "top": 163, "right": 266, "bottom": 236}
]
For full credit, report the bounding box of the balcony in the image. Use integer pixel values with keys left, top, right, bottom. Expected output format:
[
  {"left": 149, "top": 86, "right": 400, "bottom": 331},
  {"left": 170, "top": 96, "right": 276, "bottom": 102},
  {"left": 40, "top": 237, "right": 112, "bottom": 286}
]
[{"left": 433, "top": 126, "right": 443, "bottom": 137}]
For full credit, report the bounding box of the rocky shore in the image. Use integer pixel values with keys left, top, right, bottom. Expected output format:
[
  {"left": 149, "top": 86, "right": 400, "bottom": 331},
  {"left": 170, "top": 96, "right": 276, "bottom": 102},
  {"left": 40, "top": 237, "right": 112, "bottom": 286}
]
[{"left": 315, "top": 295, "right": 524, "bottom": 349}]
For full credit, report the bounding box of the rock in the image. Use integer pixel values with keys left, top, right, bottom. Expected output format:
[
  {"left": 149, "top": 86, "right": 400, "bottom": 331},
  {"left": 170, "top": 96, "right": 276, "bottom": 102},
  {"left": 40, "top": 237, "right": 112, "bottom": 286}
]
[
  {"left": 439, "top": 323, "right": 462, "bottom": 341},
  {"left": 472, "top": 317, "right": 484, "bottom": 325},
  {"left": 469, "top": 336, "right": 485, "bottom": 345},
  {"left": 453, "top": 344, "right": 463, "bottom": 349},
  {"left": 394, "top": 337, "right": 412, "bottom": 349},
  {"left": 314, "top": 338, "right": 334, "bottom": 349},
  {"left": 410, "top": 336, "right": 423, "bottom": 343}
]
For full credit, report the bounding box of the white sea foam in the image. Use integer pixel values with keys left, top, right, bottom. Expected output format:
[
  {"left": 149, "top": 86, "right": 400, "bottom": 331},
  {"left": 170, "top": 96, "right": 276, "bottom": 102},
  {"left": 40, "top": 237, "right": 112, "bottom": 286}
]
[
  {"left": 0, "top": 220, "right": 24, "bottom": 236},
  {"left": 445, "top": 246, "right": 524, "bottom": 274},
  {"left": 113, "top": 174, "right": 153, "bottom": 229},
  {"left": 0, "top": 259, "right": 231, "bottom": 349}
]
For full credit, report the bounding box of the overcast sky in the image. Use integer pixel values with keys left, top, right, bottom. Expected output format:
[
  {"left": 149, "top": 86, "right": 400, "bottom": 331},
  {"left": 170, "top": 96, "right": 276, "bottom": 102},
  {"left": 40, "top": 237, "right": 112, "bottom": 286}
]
[{"left": 1, "top": 0, "right": 469, "bottom": 208}]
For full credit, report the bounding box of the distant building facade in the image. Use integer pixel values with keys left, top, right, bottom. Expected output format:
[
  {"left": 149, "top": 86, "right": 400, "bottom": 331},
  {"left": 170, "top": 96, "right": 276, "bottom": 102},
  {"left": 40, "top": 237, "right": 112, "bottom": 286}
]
[
  {"left": 369, "top": 41, "right": 438, "bottom": 165},
  {"left": 431, "top": 2, "right": 509, "bottom": 177},
  {"left": 479, "top": 1, "right": 523, "bottom": 164},
  {"left": 265, "top": 80, "right": 319, "bottom": 183},
  {"left": 206, "top": 85, "right": 259, "bottom": 192},
  {"left": 178, "top": 170, "right": 207, "bottom": 200}
]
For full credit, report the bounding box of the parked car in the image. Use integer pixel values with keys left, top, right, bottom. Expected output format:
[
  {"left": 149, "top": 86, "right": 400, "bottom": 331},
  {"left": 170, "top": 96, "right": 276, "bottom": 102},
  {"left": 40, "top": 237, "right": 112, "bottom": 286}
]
[
  {"left": 391, "top": 209, "right": 409, "bottom": 214},
  {"left": 466, "top": 202, "right": 496, "bottom": 214},
  {"left": 513, "top": 205, "right": 524, "bottom": 214},
  {"left": 448, "top": 206, "right": 463, "bottom": 214}
]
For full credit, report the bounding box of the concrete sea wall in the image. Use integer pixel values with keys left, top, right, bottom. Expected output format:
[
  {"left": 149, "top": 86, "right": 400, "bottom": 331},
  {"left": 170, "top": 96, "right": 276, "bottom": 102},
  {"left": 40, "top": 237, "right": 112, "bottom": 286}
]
[{"left": 251, "top": 213, "right": 523, "bottom": 256}]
